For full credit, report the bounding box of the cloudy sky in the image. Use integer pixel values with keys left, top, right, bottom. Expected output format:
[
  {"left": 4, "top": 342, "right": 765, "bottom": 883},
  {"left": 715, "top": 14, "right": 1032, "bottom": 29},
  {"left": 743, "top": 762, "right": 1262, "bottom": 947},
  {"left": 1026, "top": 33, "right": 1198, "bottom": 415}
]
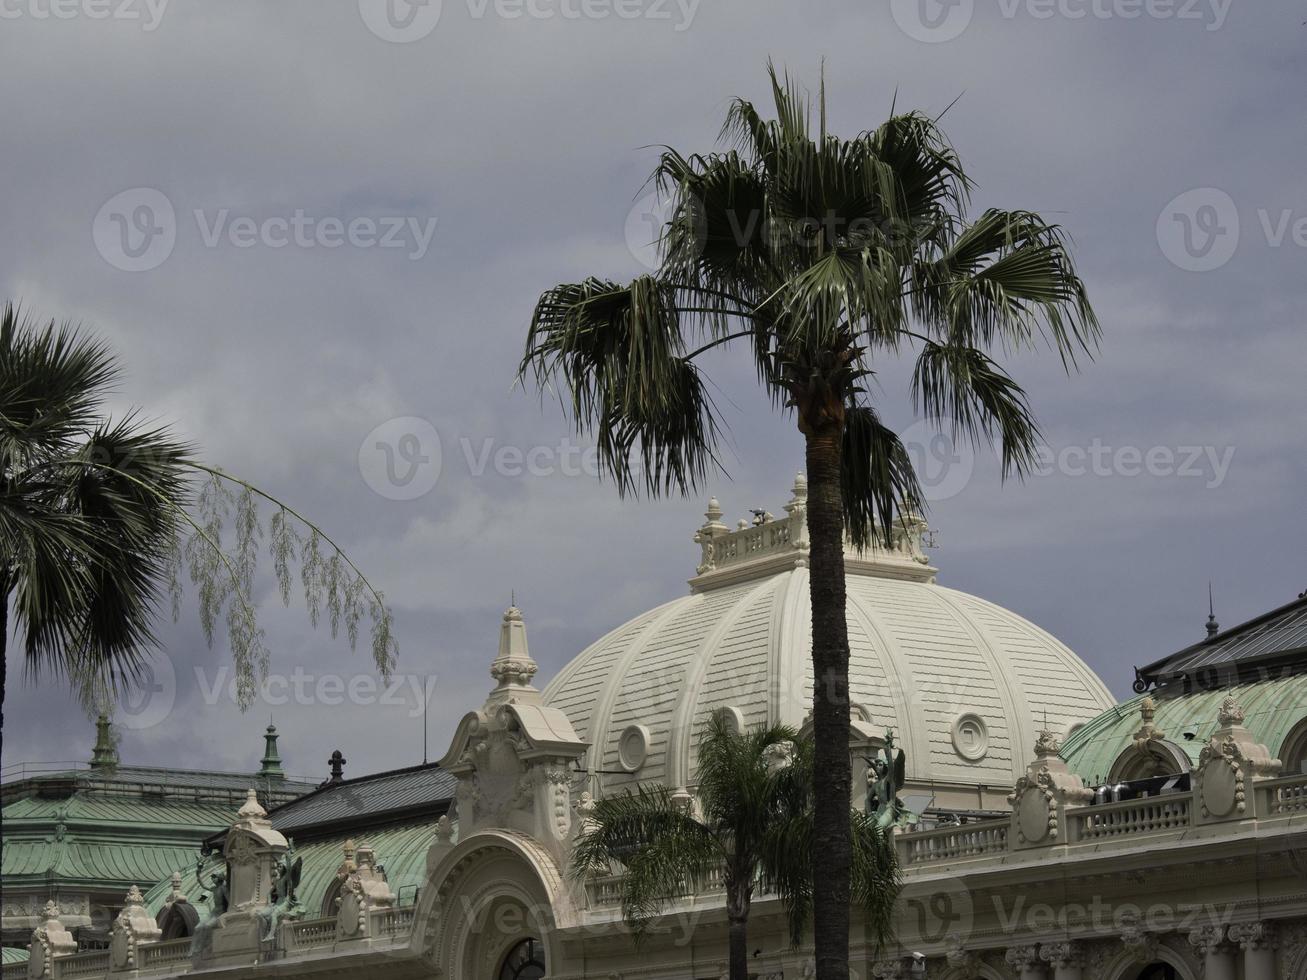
[{"left": 2, "top": 0, "right": 1303, "bottom": 782}]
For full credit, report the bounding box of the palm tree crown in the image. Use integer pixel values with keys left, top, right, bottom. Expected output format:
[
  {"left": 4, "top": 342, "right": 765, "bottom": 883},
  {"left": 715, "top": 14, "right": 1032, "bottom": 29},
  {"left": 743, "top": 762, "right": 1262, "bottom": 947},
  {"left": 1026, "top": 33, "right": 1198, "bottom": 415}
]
[
  {"left": 1, "top": 302, "right": 191, "bottom": 689},
  {"left": 570, "top": 716, "right": 898, "bottom": 980}
]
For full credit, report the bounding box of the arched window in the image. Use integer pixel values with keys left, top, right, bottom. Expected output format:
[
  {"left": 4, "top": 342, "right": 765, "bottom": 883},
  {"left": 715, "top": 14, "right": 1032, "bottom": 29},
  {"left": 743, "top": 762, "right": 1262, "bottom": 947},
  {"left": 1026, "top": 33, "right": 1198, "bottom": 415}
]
[
  {"left": 1109, "top": 740, "right": 1190, "bottom": 782},
  {"left": 1280, "top": 717, "right": 1307, "bottom": 776},
  {"left": 498, "top": 938, "right": 546, "bottom": 980},
  {"left": 156, "top": 902, "right": 198, "bottom": 940},
  {"left": 1135, "top": 963, "right": 1179, "bottom": 980}
]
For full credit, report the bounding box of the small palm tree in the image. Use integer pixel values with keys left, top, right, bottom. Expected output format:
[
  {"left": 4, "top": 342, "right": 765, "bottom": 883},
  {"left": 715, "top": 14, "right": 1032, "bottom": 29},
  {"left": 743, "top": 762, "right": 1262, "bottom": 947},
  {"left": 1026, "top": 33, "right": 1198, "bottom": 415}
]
[
  {"left": 571, "top": 715, "right": 898, "bottom": 980},
  {"left": 1, "top": 302, "right": 397, "bottom": 724},
  {"left": 523, "top": 65, "right": 1097, "bottom": 979}
]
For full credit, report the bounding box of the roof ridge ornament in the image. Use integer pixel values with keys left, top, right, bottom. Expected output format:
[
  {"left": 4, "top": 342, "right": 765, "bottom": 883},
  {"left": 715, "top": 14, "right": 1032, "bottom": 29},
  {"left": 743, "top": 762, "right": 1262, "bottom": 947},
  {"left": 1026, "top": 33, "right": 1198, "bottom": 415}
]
[{"left": 689, "top": 473, "right": 936, "bottom": 592}]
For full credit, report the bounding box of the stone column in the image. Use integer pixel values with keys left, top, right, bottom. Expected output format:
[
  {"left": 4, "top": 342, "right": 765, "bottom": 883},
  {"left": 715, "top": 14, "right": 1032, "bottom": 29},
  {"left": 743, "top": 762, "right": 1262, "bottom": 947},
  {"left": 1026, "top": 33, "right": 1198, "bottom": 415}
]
[
  {"left": 1228, "top": 922, "right": 1278, "bottom": 980},
  {"left": 1188, "top": 925, "right": 1237, "bottom": 980},
  {"left": 1005, "top": 944, "right": 1048, "bottom": 980},
  {"left": 1039, "top": 941, "right": 1084, "bottom": 980}
]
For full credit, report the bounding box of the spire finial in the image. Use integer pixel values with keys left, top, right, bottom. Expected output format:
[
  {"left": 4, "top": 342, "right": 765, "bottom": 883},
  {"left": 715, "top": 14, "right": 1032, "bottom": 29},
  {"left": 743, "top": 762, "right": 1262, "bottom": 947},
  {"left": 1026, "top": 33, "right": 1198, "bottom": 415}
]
[
  {"left": 489, "top": 603, "right": 539, "bottom": 701},
  {"left": 90, "top": 713, "right": 118, "bottom": 770},
  {"left": 259, "top": 722, "right": 285, "bottom": 779},
  {"left": 1206, "top": 582, "right": 1220, "bottom": 639}
]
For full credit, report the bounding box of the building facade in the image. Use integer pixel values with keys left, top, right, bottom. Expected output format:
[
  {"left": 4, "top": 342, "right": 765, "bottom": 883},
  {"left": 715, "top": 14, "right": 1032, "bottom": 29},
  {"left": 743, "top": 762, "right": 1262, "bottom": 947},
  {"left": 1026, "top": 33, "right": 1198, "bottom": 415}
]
[{"left": 4, "top": 477, "right": 1305, "bottom": 980}]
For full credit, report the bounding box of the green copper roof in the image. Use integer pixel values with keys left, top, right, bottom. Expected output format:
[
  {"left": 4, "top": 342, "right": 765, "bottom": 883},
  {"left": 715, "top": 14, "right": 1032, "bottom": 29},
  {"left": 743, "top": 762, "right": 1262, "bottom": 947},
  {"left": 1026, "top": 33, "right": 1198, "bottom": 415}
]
[
  {"left": 143, "top": 817, "right": 438, "bottom": 918},
  {"left": 1060, "top": 675, "right": 1307, "bottom": 783},
  {"left": 2, "top": 947, "right": 30, "bottom": 965},
  {"left": 1, "top": 795, "right": 244, "bottom": 889}
]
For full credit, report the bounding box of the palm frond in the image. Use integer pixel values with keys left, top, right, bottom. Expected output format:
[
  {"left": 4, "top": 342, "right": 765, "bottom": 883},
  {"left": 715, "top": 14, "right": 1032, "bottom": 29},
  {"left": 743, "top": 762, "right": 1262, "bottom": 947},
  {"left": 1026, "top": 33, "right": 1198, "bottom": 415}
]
[
  {"left": 910, "top": 209, "right": 1099, "bottom": 367},
  {"left": 521, "top": 276, "right": 724, "bottom": 496},
  {"left": 910, "top": 342, "right": 1043, "bottom": 477},
  {"left": 841, "top": 406, "right": 923, "bottom": 550}
]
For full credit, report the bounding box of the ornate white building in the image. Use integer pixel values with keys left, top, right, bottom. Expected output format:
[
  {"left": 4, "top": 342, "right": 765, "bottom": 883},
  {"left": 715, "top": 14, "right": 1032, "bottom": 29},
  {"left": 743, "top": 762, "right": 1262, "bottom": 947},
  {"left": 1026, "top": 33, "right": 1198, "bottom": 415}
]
[{"left": 5, "top": 476, "right": 1306, "bottom": 980}]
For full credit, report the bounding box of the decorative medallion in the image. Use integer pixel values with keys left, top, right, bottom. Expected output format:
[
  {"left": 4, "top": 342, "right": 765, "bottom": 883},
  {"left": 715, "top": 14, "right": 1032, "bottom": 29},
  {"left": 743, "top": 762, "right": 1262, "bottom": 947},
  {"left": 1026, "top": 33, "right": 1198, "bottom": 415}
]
[
  {"left": 951, "top": 713, "right": 989, "bottom": 761},
  {"left": 617, "top": 725, "right": 650, "bottom": 772}
]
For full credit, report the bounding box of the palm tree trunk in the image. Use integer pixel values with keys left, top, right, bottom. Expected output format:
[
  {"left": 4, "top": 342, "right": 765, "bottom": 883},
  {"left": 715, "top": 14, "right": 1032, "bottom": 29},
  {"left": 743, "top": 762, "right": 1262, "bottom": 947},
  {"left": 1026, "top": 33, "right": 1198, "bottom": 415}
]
[
  {"left": 726, "top": 881, "right": 751, "bottom": 980},
  {"left": 804, "top": 422, "right": 852, "bottom": 980}
]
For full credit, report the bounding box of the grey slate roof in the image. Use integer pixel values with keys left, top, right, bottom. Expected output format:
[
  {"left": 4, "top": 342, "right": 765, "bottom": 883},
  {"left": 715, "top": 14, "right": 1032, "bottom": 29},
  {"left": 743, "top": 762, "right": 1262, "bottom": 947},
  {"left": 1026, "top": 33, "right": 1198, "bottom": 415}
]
[
  {"left": 1138, "top": 594, "right": 1307, "bottom": 691},
  {"left": 265, "top": 764, "right": 456, "bottom": 838}
]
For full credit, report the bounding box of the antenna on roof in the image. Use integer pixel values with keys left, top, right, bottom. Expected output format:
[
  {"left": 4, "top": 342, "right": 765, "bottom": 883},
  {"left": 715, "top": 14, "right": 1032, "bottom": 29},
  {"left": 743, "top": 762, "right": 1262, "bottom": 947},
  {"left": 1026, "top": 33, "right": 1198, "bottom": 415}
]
[
  {"left": 1206, "top": 582, "right": 1220, "bottom": 640},
  {"left": 422, "top": 677, "right": 430, "bottom": 765}
]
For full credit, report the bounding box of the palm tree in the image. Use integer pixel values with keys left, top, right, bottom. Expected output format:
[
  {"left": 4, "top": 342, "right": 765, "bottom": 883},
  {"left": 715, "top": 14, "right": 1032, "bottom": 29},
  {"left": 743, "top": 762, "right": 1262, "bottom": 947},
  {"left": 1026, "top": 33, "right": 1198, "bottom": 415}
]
[
  {"left": 1, "top": 302, "right": 398, "bottom": 726},
  {"left": 1, "top": 303, "right": 190, "bottom": 715},
  {"left": 522, "top": 66, "right": 1098, "bottom": 979},
  {"left": 570, "top": 715, "right": 898, "bottom": 980}
]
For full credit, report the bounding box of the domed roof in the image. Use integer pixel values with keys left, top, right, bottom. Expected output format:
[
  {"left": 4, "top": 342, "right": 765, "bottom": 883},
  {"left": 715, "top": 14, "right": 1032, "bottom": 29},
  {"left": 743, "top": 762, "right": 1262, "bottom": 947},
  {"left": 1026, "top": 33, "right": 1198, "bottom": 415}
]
[{"left": 542, "top": 476, "right": 1114, "bottom": 802}]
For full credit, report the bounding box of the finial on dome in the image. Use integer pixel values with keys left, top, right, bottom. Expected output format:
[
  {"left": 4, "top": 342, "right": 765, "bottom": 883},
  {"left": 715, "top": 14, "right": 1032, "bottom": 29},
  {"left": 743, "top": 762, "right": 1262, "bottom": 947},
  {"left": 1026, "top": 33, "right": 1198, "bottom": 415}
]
[
  {"left": 705, "top": 497, "right": 723, "bottom": 523},
  {"left": 489, "top": 603, "right": 539, "bottom": 700},
  {"left": 1205, "top": 582, "right": 1220, "bottom": 639},
  {"left": 237, "top": 788, "right": 267, "bottom": 820}
]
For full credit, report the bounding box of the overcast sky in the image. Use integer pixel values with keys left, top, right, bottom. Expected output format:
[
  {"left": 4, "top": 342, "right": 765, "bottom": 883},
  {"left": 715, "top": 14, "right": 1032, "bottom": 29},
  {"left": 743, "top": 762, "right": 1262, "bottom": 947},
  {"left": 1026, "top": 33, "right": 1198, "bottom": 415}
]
[{"left": 2, "top": 0, "right": 1304, "bottom": 783}]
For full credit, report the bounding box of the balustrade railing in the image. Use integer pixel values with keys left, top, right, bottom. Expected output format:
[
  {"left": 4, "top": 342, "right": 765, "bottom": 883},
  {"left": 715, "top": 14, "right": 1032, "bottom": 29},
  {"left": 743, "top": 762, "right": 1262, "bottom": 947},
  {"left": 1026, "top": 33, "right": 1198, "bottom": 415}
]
[
  {"left": 1260, "top": 772, "right": 1307, "bottom": 814},
  {"left": 372, "top": 906, "right": 416, "bottom": 938},
  {"left": 54, "top": 950, "right": 110, "bottom": 979},
  {"left": 1070, "top": 794, "right": 1192, "bottom": 841},
  {"left": 140, "top": 938, "right": 192, "bottom": 969},
  {"left": 284, "top": 916, "right": 336, "bottom": 952},
  {"left": 898, "top": 819, "right": 1009, "bottom": 865}
]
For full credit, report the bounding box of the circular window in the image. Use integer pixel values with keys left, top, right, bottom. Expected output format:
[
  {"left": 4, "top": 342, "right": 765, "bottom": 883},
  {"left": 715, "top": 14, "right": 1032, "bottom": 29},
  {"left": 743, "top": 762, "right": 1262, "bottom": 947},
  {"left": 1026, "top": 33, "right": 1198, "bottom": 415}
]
[
  {"left": 617, "top": 725, "right": 650, "bottom": 772},
  {"left": 498, "top": 938, "right": 546, "bottom": 980},
  {"left": 951, "top": 714, "right": 989, "bottom": 761}
]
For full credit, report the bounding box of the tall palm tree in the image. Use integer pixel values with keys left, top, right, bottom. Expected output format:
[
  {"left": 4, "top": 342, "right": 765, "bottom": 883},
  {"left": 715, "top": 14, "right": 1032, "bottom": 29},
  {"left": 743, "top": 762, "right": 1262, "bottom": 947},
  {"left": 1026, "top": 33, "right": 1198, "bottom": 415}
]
[
  {"left": 522, "top": 66, "right": 1098, "bottom": 979},
  {"left": 1, "top": 302, "right": 398, "bottom": 726},
  {"left": 571, "top": 715, "right": 898, "bottom": 980},
  {"left": 1, "top": 302, "right": 191, "bottom": 715}
]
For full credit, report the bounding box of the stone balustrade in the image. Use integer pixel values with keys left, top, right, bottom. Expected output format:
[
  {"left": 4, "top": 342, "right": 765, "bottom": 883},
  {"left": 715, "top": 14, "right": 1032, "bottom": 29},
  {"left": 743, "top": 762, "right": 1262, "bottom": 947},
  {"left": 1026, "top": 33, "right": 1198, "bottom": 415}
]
[
  {"left": 1069, "top": 793, "right": 1192, "bottom": 841},
  {"left": 898, "top": 817, "right": 1010, "bottom": 865}
]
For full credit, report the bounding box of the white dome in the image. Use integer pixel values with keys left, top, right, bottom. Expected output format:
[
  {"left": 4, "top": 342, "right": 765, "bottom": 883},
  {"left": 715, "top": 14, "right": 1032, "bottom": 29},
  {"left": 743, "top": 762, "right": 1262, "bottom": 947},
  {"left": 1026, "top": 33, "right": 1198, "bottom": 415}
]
[{"left": 542, "top": 479, "right": 1114, "bottom": 806}]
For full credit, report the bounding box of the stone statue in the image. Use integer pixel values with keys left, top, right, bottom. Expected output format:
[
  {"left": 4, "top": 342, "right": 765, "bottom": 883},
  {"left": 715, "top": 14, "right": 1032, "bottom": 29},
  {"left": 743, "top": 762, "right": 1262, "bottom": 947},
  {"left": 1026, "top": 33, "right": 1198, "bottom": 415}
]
[
  {"left": 190, "top": 854, "right": 230, "bottom": 958},
  {"left": 257, "top": 841, "right": 304, "bottom": 942}
]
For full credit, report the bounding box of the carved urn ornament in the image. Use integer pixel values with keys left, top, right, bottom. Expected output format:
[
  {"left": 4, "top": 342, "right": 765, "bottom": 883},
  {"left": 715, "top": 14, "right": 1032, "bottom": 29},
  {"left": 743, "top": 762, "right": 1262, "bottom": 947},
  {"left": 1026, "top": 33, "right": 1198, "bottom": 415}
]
[
  {"left": 1195, "top": 696, "right": 1281, "bottom": 820},
  {"left": 27, "top": 901, "right": 76, "bottom": 980},
  {"left": 1009, "top": 729, "right": 1093, "bottom": 846},
  {"left": 111, "top": 885, "right": 162, "bottom": 970}
]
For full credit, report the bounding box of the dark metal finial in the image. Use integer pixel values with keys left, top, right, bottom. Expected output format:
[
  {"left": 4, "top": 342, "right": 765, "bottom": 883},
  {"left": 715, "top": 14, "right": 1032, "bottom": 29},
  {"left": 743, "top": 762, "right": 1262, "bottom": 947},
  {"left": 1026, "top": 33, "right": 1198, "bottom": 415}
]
[
  {"left": 327, "top": 749, "right": 347, "bottom": 784},
  {"left": 1205, "top": 582, "right": 1219, "bottom": 639}
]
